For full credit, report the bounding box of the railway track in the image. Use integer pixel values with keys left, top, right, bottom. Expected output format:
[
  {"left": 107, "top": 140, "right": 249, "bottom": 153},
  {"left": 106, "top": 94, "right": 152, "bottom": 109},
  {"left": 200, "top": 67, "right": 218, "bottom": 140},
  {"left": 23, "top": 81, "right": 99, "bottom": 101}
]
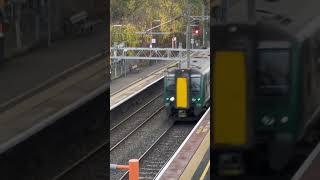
[
  {"left": 110, "top": 92, "right": 164, "bottom": 149},
  {"left": 52, "top": 142, "right": 107, "bottom": 180},
  {"left": 110, "top": 104, "right": 165, "bottom": 151},
  {"left": 110, "top": 53, "right": 208, "bottom": 179},
  {"left": 110, "top": 106, "right": 170, "bottom": 179},
  {"left": 110, "top": 78, "right": 163, "bottom": 129},
  {"left": 119, "top": 122, "right": 196, "bottom": 180},
  {"left": 110, "top": 92, "right": 162, "bottom": 131}
]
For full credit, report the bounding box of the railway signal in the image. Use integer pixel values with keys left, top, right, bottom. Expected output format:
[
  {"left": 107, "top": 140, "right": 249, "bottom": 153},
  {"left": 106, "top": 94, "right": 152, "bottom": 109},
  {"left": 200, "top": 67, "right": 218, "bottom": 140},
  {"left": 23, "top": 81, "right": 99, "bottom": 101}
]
[{"left": 192, "top": 26, "right": 201, "bottom": 36}]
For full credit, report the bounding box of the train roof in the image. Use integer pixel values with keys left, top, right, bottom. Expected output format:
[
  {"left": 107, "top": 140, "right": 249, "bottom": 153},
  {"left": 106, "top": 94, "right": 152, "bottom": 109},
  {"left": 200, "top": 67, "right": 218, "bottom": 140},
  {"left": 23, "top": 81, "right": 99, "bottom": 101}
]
[
  {"left": 167, "top": 56, "right": 210, "bottom": 75},
  {"left": 189, "top": 56, "right": 210, "bottom": 74},
  {"left": 226, "top": 0, "right": 320, "bottom": 42}
]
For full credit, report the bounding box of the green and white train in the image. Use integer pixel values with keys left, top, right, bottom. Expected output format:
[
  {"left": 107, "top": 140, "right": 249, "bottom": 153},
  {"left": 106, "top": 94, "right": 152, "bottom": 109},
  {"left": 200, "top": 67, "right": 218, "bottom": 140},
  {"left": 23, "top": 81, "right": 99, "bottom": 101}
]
[
  {"left": 212, "top": 20, "right": 320, "bottom": 177},
  {"left": 163, "top": 57, "right": 210, "bottom": 120}
]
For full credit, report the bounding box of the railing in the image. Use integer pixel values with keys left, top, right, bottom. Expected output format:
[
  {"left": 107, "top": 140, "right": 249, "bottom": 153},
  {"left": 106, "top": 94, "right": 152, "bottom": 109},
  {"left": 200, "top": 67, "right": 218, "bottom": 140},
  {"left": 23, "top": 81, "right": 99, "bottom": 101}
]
[
  {"left": 110, "top": 47, "right": 209, "bottom": 61},
  {"left": 110, "top": 159, "right": 139, "bottom": 180}
]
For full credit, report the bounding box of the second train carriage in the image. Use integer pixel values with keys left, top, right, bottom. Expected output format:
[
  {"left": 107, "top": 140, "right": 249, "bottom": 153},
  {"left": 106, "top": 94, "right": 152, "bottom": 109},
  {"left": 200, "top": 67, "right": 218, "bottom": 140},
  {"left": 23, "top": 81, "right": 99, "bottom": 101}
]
[{"left": 212, "top": 20, "right": 320, "bottom": 176}]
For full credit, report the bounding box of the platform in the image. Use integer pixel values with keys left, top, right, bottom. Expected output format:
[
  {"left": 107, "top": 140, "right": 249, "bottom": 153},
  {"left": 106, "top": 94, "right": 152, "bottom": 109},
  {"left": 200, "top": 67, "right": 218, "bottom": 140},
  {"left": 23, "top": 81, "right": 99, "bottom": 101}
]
[
  {"left": 292, "top": 142, "right": 320, "bottom": 180},
  {"left": 110, "top": 61, "right": 178, "bottom": 110},
  {"left": 110, "top": 61, "right": 173, "bottom": 94},
  {"left": 0, "top": 24, "right": 104, "bottom": 107},
  {"left": 156, "top": 108, "right": 210, "bottom": 180},
  {"left": 0, "top": 57, "right": 107, "bottom": 154}
]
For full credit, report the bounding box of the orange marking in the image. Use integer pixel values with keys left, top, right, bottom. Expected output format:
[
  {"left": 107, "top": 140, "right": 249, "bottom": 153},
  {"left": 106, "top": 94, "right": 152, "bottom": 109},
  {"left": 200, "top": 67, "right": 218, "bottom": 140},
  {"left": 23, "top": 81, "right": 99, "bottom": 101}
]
[{"left": 129, "top": 159, "right": 139, "bottom": 180}]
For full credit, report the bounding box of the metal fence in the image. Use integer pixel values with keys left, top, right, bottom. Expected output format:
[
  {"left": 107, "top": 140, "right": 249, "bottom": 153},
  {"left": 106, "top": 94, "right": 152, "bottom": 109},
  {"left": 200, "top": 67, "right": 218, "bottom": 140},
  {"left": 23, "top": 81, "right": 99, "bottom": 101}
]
[
  {"left": 111, "top": 59, "right": 127, "bottom": 80},
  {"left": 110, "top": 58, "right": 160, "bottom": 80}
]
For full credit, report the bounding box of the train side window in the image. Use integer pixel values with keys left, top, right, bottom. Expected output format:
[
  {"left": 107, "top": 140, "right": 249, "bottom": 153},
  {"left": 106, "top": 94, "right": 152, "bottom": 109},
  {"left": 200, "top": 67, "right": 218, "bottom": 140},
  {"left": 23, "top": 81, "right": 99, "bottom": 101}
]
[
  {"left": 166, "top": 75, "right": 176, "bottom": 92},
  {"left": 203, "top": 76, "right": 207, "bottom": 95},
  {"left": 191, "top": 77, "right": 201, "bottom": 93},
  {"left": 204, "top": 74, "right": 209, "bottom": 98},
  {"left": 256, "top": 49, "right": 290, "bottom": 95}
]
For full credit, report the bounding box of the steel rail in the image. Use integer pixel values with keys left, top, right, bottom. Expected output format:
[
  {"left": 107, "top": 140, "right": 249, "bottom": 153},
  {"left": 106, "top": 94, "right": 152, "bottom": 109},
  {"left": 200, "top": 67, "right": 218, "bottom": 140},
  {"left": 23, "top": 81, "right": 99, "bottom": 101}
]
[
  {"left": 119, "top": 123, "right": 174, "bottom": 180},
  {"left": 110, "top": 93, "right": 163, "bottom": 131},
  {"left": 110, "top": 106, "right": 165, "bottom": 152},
  {"left": 52, "top": 142, "right": 107, "bottom": 180}
]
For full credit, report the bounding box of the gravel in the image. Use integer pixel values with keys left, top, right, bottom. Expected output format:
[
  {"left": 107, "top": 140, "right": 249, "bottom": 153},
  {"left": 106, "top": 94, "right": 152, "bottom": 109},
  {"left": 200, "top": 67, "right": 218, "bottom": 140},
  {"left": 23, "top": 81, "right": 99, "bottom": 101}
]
[
  {"left": 134, "top": 122, "right": 195, "bottom": 180},
  {"left": 110, "top": 109, "right": 173, "bottom": 180},
  {"left": 110, "top": 95, "right": 164, "bottom": 148},
  {"left": 110, "top": 80, "right": 163, "bottom": 129}
]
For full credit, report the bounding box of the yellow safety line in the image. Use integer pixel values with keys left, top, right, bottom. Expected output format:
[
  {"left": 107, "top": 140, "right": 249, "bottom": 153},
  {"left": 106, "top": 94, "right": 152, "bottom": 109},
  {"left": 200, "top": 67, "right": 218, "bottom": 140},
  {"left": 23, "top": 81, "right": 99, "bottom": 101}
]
[
  {"left": 179, "top": 131, "right": 210, "bottom": 179},
  {"left": 200, "top": 160, "right": 210, "bottom": 180}
]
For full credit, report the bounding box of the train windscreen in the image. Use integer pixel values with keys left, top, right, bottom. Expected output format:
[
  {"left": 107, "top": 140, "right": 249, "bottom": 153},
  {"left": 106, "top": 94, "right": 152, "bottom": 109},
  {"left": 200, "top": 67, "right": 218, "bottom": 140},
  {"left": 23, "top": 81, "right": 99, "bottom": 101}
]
[
  {"left": 256, "top": 49, "right": 290, "bottom": 95},
  {"left": 191, "top": 75, "right": 201, "bottom": 93},
  {"left": 166, "top": 74, "right": 176, "bottom": 92}
]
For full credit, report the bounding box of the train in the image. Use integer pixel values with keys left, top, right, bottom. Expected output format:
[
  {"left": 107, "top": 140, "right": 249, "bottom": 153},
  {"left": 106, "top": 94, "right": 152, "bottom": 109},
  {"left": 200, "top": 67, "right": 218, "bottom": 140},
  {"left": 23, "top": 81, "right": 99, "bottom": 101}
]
[
  {"left": 163, "top": 56, "right": 210, "bottom": 120},
  {"left": 212, "top": 19, "right": 320, "bottom": 176}
]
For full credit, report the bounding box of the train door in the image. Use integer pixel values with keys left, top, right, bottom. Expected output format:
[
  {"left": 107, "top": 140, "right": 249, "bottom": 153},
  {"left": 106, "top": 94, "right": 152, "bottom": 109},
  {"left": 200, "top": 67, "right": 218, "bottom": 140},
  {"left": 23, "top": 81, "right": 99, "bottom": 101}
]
[
  {"left": 175, "top": 70, "right": 190, "bottom": 117},
  {"left": 212, "top": 24, "right": 256, "bottom": 176},
  {"left": 176, "top": 77, "right": 188, "bottom": 108},
  {"left": 214, "top": 51, "right": 248, "bottom": 146}
]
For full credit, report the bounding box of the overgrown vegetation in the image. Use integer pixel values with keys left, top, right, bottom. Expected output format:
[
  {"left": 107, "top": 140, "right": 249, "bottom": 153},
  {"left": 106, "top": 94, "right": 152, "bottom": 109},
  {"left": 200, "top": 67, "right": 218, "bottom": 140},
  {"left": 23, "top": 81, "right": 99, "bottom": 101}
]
[{"left": 110, "top": 0, "right": 209, "bottom": 47}]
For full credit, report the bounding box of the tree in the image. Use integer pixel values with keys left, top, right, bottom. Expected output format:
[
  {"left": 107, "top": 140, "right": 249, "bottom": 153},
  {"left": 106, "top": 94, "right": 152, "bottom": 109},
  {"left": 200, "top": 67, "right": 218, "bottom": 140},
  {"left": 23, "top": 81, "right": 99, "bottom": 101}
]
[{"left": 111, "top": 0, "right": 205, "bottom": 47}]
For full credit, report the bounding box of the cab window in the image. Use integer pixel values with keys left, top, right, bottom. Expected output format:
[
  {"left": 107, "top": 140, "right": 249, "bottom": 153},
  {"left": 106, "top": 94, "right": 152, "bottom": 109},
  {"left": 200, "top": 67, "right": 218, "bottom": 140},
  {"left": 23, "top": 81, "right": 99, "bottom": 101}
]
[
  {"left": 256, "top": 49, "right": 290, "bottom": 95},
  {"left": 191, "top": 76, "right": 201, "bottom": 93},
  {"left": 166, "top": 75, "right": 175, "bottom": 92}
]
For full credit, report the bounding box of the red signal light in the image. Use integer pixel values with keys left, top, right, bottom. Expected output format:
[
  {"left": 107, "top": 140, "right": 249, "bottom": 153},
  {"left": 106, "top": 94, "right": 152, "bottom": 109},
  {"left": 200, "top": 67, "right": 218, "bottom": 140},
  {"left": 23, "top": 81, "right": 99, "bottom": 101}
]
[{"left": 193, "top": 27, "right": 200, "bottom": 36}]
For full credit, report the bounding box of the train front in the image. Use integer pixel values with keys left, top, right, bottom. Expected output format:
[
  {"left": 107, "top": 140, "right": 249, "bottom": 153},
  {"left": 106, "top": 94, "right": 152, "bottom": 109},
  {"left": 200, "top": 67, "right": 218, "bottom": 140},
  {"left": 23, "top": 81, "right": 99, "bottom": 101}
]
[{"left": 164, "top": 68, "right": 203, "bottom": 120}]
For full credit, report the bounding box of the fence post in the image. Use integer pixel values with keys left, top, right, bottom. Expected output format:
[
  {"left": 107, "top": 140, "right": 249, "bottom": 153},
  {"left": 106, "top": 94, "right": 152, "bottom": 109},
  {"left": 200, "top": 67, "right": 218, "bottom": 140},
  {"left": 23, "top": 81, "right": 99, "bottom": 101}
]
[{"left": 129, "top": 159, "right": 139, "bottom": 180}]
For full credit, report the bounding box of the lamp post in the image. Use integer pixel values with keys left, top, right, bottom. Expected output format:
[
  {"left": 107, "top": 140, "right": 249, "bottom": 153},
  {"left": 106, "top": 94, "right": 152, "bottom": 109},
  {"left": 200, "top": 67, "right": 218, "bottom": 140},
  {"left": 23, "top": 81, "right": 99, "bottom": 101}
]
[
  {"left": 112, "top": 24, "right": 123, "bottom": 78},
  {"left": 151, "top": 20, "right": 160, "bottom": 64},
  {"left": 202, "top": 3, "right": 206, "bottom": 47},
  {"left": 151, "top": 20, "right": 160, "bottom": 48},
  {"left": 186, "top": 4, "right": 191, "bottom": 68},
  {"left": 123, "top": 48, "right": 127, "bottom": 77}
]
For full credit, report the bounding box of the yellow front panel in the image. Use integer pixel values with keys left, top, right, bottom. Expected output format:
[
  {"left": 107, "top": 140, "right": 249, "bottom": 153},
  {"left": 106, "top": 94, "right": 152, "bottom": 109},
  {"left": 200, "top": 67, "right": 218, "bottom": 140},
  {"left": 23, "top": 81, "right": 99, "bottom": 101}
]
[
  {"left": 213, "top": 51, "right": 247, "bottom": 146},
  {"left": 176, "top": 77, "right": 188, "bottom": 108}
]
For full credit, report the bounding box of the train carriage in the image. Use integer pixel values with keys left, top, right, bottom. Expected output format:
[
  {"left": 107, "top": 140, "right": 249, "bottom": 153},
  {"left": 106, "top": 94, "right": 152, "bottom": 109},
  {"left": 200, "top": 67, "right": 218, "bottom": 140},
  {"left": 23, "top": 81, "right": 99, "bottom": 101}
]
[
  {"left": 212, "top": 19, "right": 320, "bottom": 176},
  {"left": 164, "top": 58, "right": 210, "bottom": 120}
]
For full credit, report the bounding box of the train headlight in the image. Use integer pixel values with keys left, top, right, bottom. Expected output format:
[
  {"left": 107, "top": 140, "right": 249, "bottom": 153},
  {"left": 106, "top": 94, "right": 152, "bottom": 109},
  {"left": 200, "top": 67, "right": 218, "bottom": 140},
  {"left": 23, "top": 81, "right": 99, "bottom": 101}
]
[
  {"left": 281, "top": 116, "right": 289, "bottom": 124},
  {"left": 170, "top": 97, "right": 175, "bottom": 101},
  {"left": 192, "top": 98, "right": 196, "bottom": 102},
  {"left": 166, "top": 98, "right": 169, "bottom": 101},
  {"left": 197, "top": 98, "right": 201, "bottom": 101},
  {"left": 261, "top": 116, "right": 275, "bottom": 126}
]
